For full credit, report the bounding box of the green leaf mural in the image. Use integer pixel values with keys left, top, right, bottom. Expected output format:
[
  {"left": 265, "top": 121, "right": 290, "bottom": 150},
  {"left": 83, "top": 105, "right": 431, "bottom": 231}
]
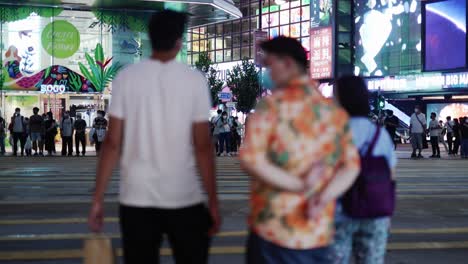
[{"left": 79, "top": 43, "right": 123, "bottom": 92}]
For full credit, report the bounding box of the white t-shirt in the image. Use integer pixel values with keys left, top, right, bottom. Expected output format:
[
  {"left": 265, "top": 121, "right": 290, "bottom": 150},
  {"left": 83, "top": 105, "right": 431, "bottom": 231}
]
[
  {"left": 429, "top": 120, "right": 441, "bottom": 137},
  {"left": 445, "top": 120, "right": 454, "bottom": 133},
  {"left": 109, "top": 59, "right": 211, "bottom": 208},
  {"left": 349, "top": 118, "right": 397, "bottom": 169},
  {"left": 410, "top": 113, "right": 427, "bottom": 134}
]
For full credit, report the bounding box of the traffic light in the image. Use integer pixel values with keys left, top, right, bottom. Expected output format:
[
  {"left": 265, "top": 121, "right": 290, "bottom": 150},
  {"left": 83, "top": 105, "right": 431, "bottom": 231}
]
[{"left": 377, "top": 95, "right": 385, "bottom": 110}]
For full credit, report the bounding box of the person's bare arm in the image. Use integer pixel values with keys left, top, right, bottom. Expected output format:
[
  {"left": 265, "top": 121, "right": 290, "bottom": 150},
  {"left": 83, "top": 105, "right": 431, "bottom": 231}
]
[
  {"left": 192, "top": 122, "right": 221, "bottom": 235},
  {"left": 240, "top": 157, "right": 304, "bottom": 192},
  {"left": 88, "top": 116, "right": 123, "bottom": 232},
  {"left": 239, "top": 106, "right": 303, "bottom": 192}
]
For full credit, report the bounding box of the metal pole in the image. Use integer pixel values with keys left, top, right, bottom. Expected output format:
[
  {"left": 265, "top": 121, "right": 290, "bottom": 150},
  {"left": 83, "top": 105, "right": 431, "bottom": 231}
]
[{"left": 258, "top": 0, "right": 263, "bottom": 98}]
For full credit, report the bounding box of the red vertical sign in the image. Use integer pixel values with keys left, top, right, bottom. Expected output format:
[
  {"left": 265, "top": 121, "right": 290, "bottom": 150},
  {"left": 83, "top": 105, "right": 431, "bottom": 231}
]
[{"left": 310, "top": 27, "right": 333, "bottom": 79}]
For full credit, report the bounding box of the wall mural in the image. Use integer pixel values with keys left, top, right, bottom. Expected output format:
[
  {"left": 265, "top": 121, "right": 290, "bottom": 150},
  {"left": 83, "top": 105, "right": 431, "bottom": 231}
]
[
  {"left": 2, "top": 43, "right": 121, "bottom": 93},
  {"left": 2, "top": 45, "right": 96, "bottom": 93}
]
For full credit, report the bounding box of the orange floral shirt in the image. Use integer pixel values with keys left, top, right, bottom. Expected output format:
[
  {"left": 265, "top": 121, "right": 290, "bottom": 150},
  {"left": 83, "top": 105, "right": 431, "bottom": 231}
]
[{"left": 240, "top": 78, "right": 360, "bottom": 250}]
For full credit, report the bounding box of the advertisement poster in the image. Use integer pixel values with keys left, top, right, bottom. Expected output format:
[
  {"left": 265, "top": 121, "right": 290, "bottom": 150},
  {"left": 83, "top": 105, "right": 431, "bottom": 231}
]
[
  {"left": 310, "top": 27, "right": 333, "bottom": 79},
  {"left": 254, "top": 31, "right": 268, "bottom": 65},
  {"left": 311, "top": 0, "right": 333, "bottom": 28}
]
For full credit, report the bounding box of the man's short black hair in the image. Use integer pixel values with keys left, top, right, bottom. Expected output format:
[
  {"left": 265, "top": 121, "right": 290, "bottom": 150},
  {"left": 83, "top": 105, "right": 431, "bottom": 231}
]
[
  {"left": 149, "top": 10, "right": 188, "bottom": 51},
  {"left": 260, "top": 36, "right": 308, "bottom": 72},
  {"left": 447, "top": 116, "right": 451, "bottom": 120},
  {"left": 431, "top": 112, "right": 437, "bottom": 117},
  {"left": 33, "top": 107, "right": 39, "bottom": 113},
  {"left": 15, "top": 108, "right": 20, "bottom": 111},
  {"left": 335, "top": 76, "right": 370, "bottom": 117},
  {"left": 217, "top": 109, "right": 222, "bottom": 114}
]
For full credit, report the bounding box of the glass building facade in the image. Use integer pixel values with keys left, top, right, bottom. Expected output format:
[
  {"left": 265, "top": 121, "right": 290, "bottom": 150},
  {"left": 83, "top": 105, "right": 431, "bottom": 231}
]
[{"left": 187, "top": 0, "right": 312, "bottom": 65}]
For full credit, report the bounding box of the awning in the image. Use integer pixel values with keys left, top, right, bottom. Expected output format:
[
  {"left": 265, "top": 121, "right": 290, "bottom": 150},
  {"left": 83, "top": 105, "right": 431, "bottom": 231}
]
[{"left": 0, "top": 0, "right": 242, "bottom": 27}]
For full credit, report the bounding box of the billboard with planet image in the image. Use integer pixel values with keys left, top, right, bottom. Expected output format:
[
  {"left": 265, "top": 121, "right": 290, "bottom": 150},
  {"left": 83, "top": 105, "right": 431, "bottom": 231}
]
[{"left": 424, "top": 0, "right": 467, "bottom": 71}]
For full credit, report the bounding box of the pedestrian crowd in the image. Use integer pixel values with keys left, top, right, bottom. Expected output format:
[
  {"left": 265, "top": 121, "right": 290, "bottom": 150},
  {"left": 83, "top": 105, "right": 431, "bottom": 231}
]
[
  {"left": 0, "top": 107, "right": 108, "bottom": 157},
  {"left": 87, "top": 10, "right": 401, "bottom": 264},
  {"left": 210, "top": 110, "right": 243, "bottom": 157},
  {"left": 409, "top": 108, "right": 468, "bottom": 159}
]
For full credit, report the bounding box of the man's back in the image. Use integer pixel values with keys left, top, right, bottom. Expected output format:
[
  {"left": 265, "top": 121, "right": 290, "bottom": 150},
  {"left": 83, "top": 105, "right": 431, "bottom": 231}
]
[
  {"left": 109, "top": 59, "right": 210, "bottom": 208},
  {"left": 241, "top": 79, "right": 358, "bottom": 249},
  {"left": 29, "top": 115, "right": 44, "bottom": 133}
]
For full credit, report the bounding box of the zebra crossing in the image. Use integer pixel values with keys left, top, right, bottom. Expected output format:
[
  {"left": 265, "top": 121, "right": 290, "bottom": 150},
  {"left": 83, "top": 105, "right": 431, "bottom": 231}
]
[{"left": 0, "top": 155, "right": 467, "bottom": 263}]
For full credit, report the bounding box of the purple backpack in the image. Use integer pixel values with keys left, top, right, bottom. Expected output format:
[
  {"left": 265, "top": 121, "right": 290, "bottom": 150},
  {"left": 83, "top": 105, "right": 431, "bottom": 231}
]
[{"left": 342, "top": 126, "right": 396, "bottom": 218}]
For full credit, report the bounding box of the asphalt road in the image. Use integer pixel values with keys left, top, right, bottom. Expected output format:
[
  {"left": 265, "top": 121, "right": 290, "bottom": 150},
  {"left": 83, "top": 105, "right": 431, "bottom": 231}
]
[{"left": 0, "top": 147, "right": 468, "bottom": 264}]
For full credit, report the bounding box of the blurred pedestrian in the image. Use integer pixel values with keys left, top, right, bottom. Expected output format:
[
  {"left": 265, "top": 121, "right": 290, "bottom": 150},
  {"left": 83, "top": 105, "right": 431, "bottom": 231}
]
[
  {"left": 0, "top": 111, "right": 6, "bottom": 155},
  {"left": 60, "top": 111, "right": 74, "bottom": 156},
  {"left": 453, "top": 118, "right": 461, "bottom": 155},
  {"left": 384, "top": 110, "right": 399, "bottom": 150},
  {"left": 331, "top": 76, "right": 396, "bottom": 264},
  {"left": 409, "top": 105, "right": 427, "bottom": 158},
  {"left": 438, "top": 120, "right": 448, "bottom": 153},
  {"left": 240, "top": 37, "right": 360, "bottom": 264},
  {"left": 445, "top": 116, "right": 454, "bottom": 155},
  {"left": 44, "top": 112, "right": 57, "bottom": 156},
  {"left": 24, "top": 134, "right": 32, "bottom": 157},
  {"left": 428, "top": 113, "right": 441, "bottom": 158},
  {"left": 92, "top": 110, "right": 108, "bottom": 154},
  {"left": 9, "top": 108, "right": 27, "bottom": 156},
  {"left": 461, "top": 117, "right": 468, "bottom": 159},
  {"left": 217, "top": 111, "right": 231, "bottom": 156},
  {"left": 74, "top": 113, "right": 87, "bottom": 157},
  {"left": 88, "top": 10, "right": 220, "bottom": 264},
  {"left": 29, "top": 107, "right": 44, "bottom": 156},
  {"left": 211, "top": 109, "right": 222, "bottom": 154}
]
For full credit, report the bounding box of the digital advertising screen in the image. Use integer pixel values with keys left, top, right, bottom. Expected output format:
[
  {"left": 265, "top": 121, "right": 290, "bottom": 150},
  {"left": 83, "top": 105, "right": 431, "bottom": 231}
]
[
  {"left": 424, "top": 0, "right": 467, "bottom": 71},
  {"left": 354, "top": 0, "right": 421, "bottom": 76},
  {"left": 426, "top": 103, "right": 468, "bottom": 124},
  {"left": 311, "top": 0, "right": 333, "bottom": 28}
]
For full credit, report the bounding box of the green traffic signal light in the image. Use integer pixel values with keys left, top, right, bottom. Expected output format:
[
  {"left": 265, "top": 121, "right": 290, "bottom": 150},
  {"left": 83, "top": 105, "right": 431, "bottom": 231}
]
[{"left": 378, "top": 99, "right": 385, "bottom": 109}]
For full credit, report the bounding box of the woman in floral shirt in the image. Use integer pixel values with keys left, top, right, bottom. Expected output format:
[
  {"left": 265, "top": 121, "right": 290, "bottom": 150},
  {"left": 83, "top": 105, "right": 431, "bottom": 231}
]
[{"left": 240, "top": 37, "right": 360, "bottom": 263}]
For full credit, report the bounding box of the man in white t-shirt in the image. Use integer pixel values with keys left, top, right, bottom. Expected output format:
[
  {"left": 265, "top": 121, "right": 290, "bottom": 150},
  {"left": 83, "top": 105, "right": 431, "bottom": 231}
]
[
  {"left": 409, "top": 105, "right": 427, "bottom": 158},
  {"left": 88, "top": 10, "right": 220, "bottom": 264}
]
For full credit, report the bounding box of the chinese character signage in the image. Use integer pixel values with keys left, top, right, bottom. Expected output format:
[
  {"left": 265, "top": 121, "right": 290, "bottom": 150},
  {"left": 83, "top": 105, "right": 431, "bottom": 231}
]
[
  {"left": 254, "top": 31, "right": 268, "bottom": 65},
  {"left": 310, "top": 0, "right": 333, "bottom": 28},
  {"left": 310, "top": 27, "right": 333, "bottom": 79}
]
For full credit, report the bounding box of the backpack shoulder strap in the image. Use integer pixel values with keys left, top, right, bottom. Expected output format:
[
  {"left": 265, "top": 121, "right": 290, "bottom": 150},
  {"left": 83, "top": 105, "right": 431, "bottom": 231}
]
[{"left": 365, "top": 125, "right": 381, "bottom": 157}]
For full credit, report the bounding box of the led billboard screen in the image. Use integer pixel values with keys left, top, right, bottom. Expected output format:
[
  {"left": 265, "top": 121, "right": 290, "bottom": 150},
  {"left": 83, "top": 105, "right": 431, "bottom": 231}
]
[{"left": 424, "top": 0, "right": 467, "bottom": 71}]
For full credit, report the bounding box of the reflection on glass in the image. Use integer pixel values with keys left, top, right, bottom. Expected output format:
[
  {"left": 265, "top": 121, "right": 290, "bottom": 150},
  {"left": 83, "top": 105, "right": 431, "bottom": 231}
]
[
  {"left": 216, "top": 50, "right": 223, "bottom": 62},
  {"left": 280, "top": 10, "right": 290, "bottom": 25},
  {"left": 270, "top": 27, "right": 280, "bottom": 38},
  {"left": 301, "top": 21, "right": 310, "bottom": 37},
  {"left": 270, "top": 12, "right": 279, "bottom": 26},
  {"left": 280, "top": 25, "right": 290, "bottom": 37},
  {"left": 233, "top": 47, "right": 241, "bottom": 60},
  {"left": 290, "top": 23, "right": 300, "bottom": 38},
  {"left": 291, "top": 8, "right": 301, "bottom": 23}
]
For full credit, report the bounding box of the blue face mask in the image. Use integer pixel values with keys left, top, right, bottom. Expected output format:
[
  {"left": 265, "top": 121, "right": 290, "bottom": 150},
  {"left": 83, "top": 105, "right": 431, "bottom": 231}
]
[{"left": 260, "top": 69, "right": 276, "bottom": 90}]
